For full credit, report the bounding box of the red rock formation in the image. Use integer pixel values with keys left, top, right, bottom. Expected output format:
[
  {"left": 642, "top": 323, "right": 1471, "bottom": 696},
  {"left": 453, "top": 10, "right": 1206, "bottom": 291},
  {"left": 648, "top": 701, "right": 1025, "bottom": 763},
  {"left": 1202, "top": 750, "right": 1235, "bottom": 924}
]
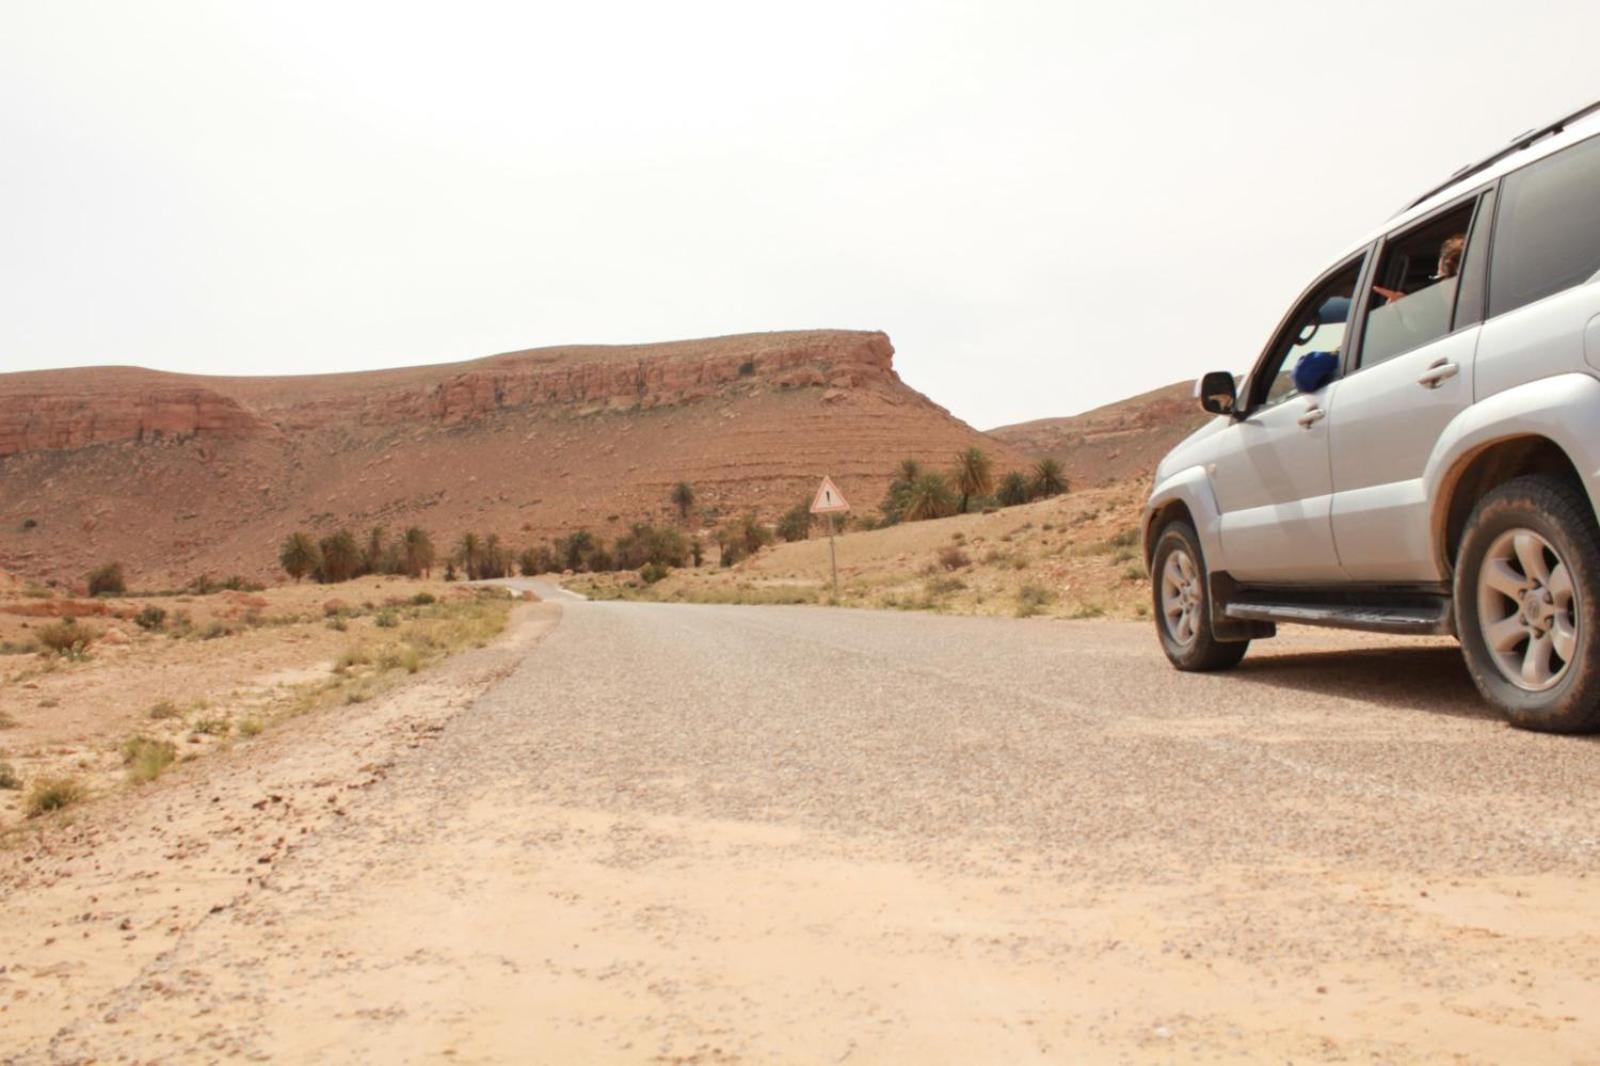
[{"left": 0, "top": 329, "right": 1025, "bottom": 585}]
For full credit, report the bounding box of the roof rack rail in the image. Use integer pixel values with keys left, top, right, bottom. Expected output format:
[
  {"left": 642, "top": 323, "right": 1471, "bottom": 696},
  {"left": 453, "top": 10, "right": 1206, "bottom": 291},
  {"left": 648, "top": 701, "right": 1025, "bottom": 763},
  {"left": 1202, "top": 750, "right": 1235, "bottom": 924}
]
[{"left": 1397, "top": 98, "right": 1600, "bottom": 216}]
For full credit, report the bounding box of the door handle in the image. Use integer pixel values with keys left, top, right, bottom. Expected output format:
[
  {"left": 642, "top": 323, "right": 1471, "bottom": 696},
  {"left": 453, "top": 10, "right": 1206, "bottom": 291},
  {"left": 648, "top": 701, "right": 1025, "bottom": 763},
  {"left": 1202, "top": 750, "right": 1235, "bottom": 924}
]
[
  {"left": 1417, "top": 359, "right": 1460, "bottom": 388},
  {"left": 1297, "top": 405, "right": 1325, "bottom": 428}
]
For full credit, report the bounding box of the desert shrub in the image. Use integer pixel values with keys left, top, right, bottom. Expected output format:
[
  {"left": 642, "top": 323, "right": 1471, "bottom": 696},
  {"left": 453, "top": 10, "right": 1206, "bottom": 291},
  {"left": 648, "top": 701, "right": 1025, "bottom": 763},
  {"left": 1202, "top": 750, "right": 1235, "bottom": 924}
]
[
  {"left": 690, "top": 537, "right": 705, "bottom": 567},
  {"left": 925, "top": 575, "right": 966, "bottom": 597},
  {"left": 192, "top": 718, "right": 229, "bottom": 736},
  {"left": 937, "top": 545, "right": 971, "bottom": 570},
  {"left": 640, "top": 561, "right": 670, "bottom": 584},
  {"left": 1109, "top": 528, "right": 1140, "bottom": 549},
  {"left": 36, "top": 618, "right": 94, "bottom": 657},
  {"left": 87, "top": 562, "right": 125, "bottom": 597},
  {"left": 134, "top": 605, "right": 167, "bottom": 631},
  {"left": 1123, "top": 564, "right": 1146, "bottom": 582},
  {"left": 148, "top": 700, "right": 181, "bottom": 720},
  {"left": 326, "top": 616, "right": 348, "bottom": 632},
  {"left": 737, "top": 359, "right": 756, "bottom": 376},
  {"left": 198, "top": 621, "right": 231, "bottom": 640},
  {"left": 0, "top": 640, "right": 37, "bottom": 655},
  {"left": 1069, "top": 602, "right": 1107, "bottom": 619},
  {"left": 25, "top": 775, "right": 86, "bottom": 817},
  {"left": 1015, "top": 581, "right": 1056, "bottom": 618},
  {"left": 280, "top": 531, "right": 322, "bottom": 582},
  {"left": 0, "top": 761, "right": 19, "bottom": 790},
  {"left": 776, "top": 502, "right": 812, "bottom": 543},
  {"left": 374, "top": 610, "right": 399, "bottom": 628},
  {"left": 238, "top": 718, "right": 264, "bottom": 737},
  {"left": 410, "top": 592, "right": 436, "bottom": 606},
  {"left": 1112, "top": 547, "right": 1137, "bottom": 564},
  {"left": 121, "top": 735, "right": 178, "bottom": 784},
  {"left": 20, "top": 517, "right": 37, "bottom": 531}
]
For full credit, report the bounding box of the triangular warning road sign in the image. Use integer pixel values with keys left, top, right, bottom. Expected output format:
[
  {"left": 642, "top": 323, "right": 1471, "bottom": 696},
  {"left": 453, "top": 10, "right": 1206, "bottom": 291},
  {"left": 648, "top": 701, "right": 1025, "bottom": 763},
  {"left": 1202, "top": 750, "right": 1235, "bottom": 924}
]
[{"left": 809, "top": 476, "right": 850, "bottom": 515}]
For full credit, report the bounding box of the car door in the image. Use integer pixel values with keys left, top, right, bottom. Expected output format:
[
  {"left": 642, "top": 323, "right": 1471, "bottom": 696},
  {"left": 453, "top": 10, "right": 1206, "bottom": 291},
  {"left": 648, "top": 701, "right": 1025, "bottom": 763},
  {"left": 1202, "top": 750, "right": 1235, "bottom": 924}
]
[
  {"left": 1211, "top": 253, "right": 1368, "bottom": 583},
  {"left": 1328, "top": 192, "right": 1489, "bottom": 581}
]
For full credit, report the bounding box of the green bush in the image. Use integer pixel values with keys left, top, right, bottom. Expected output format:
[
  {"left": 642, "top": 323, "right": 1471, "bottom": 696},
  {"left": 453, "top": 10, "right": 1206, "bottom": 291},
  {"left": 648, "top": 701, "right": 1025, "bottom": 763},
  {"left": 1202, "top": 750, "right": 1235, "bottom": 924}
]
[
  {"left": 776, "top": 502, "right": 812, "bottom": 543},
  {"left": 0, "top": 761, "right": 19, "bottom": 790},
  {"left": 375, "top": 610, "right": 399, "bottom": 628},
  {"left": 134, "top": 605, "right": 167, "bottom": 631},
  {"left": 410, "top": 592, "right": 436, "bottom": 606},
  {"left": 640, "top": 561, "right": 670, "bottom": 584},
  {"left": 87, "top": 562, "right": 126, "bottom": 597},
  {"left": 280, "top": 531, "right": 321, "bottom": 582}
]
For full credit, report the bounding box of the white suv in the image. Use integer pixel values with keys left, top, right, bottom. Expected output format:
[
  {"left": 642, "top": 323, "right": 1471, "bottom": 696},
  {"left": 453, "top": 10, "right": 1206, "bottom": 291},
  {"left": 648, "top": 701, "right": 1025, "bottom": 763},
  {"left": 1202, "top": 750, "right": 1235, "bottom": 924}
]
[{"left": 1144, "top": 100, "right": 1600, "bottom": 733}]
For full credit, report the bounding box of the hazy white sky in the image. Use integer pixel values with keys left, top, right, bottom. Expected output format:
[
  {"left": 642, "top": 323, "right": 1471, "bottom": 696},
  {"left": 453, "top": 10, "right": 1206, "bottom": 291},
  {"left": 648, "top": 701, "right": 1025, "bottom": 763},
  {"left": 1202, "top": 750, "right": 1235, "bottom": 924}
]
[{"left": 4, "top": 1, "right": 1599, "bottom": 427}]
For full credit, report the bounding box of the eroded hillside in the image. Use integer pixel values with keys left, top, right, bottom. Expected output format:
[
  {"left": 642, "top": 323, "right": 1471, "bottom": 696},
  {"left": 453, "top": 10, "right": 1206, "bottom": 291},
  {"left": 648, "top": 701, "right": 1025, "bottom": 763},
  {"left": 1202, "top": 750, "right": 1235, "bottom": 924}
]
[{"left": 0, "top": 330, "right": 1027, "bottom": 586}]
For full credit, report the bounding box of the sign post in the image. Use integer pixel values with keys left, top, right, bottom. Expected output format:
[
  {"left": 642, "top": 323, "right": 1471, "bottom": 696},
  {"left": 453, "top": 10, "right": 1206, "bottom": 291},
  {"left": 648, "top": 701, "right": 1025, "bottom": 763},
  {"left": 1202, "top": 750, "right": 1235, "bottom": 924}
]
[{"left": 809, "top": 476, "right": 850, "bottom": 599}]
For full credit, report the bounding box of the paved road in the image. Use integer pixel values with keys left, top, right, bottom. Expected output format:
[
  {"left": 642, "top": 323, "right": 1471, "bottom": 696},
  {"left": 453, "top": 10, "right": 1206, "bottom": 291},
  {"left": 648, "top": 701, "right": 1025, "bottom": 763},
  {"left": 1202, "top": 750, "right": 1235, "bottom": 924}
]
[{"left": 20, "top": 593, "right": 1600, "bottom": 1063}]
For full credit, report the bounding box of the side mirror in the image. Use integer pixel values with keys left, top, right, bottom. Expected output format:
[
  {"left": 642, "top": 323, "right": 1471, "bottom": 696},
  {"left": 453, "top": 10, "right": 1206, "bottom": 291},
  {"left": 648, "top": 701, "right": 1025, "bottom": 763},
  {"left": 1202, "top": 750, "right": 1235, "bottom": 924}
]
[{"left": 1196, "top": 371, "right": 1238, "bottom": 416}]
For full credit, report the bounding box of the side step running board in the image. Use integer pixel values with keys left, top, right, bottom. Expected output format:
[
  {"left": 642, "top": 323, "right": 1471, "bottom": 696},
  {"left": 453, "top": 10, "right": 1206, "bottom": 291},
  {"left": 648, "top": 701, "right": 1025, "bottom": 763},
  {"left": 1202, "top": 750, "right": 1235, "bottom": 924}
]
[{"left": 1224, "top": 600, "right": 1453, "bottom": 636}]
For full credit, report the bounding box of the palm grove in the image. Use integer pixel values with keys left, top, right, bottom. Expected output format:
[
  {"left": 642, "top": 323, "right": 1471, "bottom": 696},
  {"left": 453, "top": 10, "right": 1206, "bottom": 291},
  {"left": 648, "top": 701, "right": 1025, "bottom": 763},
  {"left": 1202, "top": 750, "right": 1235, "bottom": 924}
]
[{"left": 276, "top": 449, "right": 1066, "bottom": 585}]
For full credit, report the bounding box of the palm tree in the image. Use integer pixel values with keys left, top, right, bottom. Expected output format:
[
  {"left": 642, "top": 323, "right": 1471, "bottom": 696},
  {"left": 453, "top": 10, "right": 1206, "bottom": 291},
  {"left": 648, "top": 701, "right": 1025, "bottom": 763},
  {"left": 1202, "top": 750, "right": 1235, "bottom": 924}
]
[
  {"left": 483, "top": 533, "right": 506, "bottom": 579},
  {"left": 671, "top": 481, "right": 696, "bottom": 522},
  {"left": 896, "top": 458, "right": 923, "bottom": 484},
  {"left": 902, "top": 472, "right": 958, "bottom": 522},
  {"left": 996, "top": 471, "right": 1032, "bottom": 507},
  {"left": 279, "top": 531, "right": 321, "bottom": 582},
  {"left": 318, "top": 530, "right": 362, "bottom": 583},
  {"left": 456, "top": 531, "right": 482, "bottom": 580},
  {"left": 363, "top": 525, "right": 387, "bottom": 575},
  {"left": 952, "top": 447, "right": 994, "bottom": 513},
  {"left": 402, "top": 527, "right": 435, "bottom": 578},
  {"left": 1032, "top": 457, "right": 1068, "bottom": 498}
]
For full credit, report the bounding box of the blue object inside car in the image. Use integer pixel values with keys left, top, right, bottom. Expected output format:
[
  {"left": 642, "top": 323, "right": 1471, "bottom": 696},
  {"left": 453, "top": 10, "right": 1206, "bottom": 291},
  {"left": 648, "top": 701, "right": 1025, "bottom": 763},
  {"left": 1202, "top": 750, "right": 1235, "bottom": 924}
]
[{"left": 1292, "top": 350, "right": 1339, "bottom": 394}]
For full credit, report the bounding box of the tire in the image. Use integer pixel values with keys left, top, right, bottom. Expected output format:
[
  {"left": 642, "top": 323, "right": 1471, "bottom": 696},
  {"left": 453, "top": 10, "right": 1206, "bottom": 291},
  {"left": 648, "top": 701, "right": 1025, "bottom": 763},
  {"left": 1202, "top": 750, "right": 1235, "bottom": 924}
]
[
  {"left": 1454, "top": 475, "right": 1600, "bottom": 734},
  {"left": 1151, "top": 520, "right": 1249, "bottom": 672}
]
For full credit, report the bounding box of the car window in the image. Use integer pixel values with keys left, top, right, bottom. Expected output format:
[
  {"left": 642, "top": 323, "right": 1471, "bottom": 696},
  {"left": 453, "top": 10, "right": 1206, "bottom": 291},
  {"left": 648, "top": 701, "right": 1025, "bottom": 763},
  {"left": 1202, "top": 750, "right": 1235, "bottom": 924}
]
[
  {"left": 1490, "top": 132, "right": 1600, "bottom": 318},
  {"left": 1359, "top": 201, "right": 1476, "bottom": 368},
  {"left": 1249, "top": 258, "right": 1364, "bottom": 413}
]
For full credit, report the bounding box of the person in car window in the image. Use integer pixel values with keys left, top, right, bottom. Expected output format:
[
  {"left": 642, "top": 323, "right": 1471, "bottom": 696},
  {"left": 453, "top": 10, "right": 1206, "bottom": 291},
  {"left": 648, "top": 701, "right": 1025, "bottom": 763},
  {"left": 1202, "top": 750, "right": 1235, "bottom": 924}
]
[{"left": 1374, "top": 233, "right": 1465, "bottom": 303}]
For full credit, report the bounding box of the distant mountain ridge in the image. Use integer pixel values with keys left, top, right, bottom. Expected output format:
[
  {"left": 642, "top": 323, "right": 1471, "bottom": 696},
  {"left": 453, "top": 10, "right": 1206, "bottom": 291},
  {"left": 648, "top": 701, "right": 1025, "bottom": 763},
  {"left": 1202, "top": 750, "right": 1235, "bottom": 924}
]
[
  {"left": 0, "top": 330, "right": 1030, "bottom": 585},
  {"left": 987, "top": 381, "right": 1208, "bottom": 489}
]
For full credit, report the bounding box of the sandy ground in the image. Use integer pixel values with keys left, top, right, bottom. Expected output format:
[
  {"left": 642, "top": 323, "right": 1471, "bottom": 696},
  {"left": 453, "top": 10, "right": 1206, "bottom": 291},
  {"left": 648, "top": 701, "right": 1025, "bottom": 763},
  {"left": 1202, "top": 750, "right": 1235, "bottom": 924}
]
[
  {"left": 5, "top": 588, "right": 1600, "bottom": 1063},
  {"left": 0, "top": 576, "right": 503, "bottom": 829}
]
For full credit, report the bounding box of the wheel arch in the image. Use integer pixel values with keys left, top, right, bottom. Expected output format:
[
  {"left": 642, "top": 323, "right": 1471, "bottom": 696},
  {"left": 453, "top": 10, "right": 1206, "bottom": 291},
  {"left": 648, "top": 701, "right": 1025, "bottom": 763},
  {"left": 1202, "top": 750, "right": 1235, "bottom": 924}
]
[{"left": 1436, "top": 435, "right": 1587, "bottom": 572}]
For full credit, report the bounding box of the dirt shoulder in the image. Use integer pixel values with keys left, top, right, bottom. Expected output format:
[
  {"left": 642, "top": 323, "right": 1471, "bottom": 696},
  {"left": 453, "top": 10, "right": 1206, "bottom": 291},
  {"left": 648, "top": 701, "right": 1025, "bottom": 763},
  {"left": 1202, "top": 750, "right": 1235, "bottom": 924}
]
[
  {"left": 0, "top": 576, "right": 517, "bottom": 831},
  {"left": 0, "top": 596, "right": 559, "bottom": 1054}
]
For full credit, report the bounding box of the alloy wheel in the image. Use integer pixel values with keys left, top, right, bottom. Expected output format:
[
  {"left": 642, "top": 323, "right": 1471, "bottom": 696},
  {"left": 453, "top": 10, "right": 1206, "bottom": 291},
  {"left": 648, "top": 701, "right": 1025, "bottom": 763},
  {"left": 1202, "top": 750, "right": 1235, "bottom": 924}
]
[
  {"left": 1161, "top": 548, "right": 1202, "bottom": 649},
  {"left": 1476, "top": 527, "right": 1579, "bottom": 692}
]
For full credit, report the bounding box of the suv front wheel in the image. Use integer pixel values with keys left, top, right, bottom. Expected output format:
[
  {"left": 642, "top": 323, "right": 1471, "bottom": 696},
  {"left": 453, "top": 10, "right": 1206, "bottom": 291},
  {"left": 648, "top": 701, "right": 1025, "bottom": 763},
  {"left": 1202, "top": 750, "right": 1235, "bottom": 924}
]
[
  {"left": 1151, "top": 520, "right": 1249, "bottom": 672},
  {"left": 1455, "top": 475, "right": 1600, "bottom": 733}
]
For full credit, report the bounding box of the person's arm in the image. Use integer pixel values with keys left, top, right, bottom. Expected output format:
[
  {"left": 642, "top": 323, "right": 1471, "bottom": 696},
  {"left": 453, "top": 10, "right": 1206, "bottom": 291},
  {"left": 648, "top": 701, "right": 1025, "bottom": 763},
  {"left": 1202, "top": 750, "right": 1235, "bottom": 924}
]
[{"left": 1373, "top": 285, "right": 1406, "bottom": 303}]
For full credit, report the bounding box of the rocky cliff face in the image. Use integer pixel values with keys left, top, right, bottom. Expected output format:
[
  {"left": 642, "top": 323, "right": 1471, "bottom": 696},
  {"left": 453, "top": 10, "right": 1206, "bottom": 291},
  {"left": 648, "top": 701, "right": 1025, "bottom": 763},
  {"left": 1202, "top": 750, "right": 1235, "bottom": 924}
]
[
  {"left": 0, "top": 330, "right": 1023, "bottom": 586},
  {"left": 0, "top": 384, "right": 270, "bottom": 457},
  {"left": 0, "top": 330, "right": 899, "bottom": 453}
]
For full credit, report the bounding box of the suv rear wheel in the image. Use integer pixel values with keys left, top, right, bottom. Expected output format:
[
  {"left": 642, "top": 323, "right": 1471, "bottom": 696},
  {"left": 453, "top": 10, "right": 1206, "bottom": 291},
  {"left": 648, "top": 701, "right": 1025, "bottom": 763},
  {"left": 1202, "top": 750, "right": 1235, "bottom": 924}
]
[
  {"left": 1151, "top": 520, "right": 1249, "bottom": 672},
  {"left": 1455, "top": 475, "right": 1600, "bottom": 733}
]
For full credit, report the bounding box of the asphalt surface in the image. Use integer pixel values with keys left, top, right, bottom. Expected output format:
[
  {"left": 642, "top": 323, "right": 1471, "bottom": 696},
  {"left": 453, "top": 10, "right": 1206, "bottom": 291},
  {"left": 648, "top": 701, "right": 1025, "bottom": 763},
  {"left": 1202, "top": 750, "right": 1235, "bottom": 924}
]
[{"left": 20, "top": 588, "right": 1600, "bottom": 1062}]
